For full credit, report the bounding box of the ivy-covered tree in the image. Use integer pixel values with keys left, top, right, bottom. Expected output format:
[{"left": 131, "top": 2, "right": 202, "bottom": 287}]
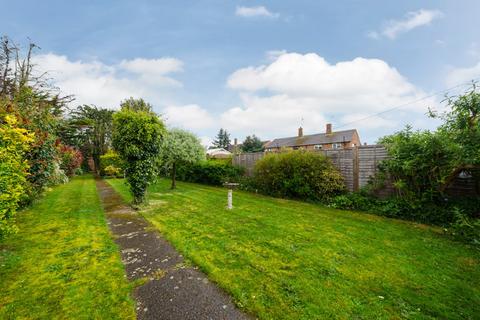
[
  {"left": 212, "top": 128, "right": 230, "bottom": 149},
  {"left": 112, "top": 108, "right": 165, "bottom": 204},
  {"left": 159, "top": 128, "right": 205, "bottom": 189},
  {"left": 242, "top": 135, "right": 264, "bottom": 153}
]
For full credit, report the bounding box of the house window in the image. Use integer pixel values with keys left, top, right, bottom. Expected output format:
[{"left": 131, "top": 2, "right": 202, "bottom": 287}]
[
  {"left": 314, "top": 144, "right": 323, "bottom": 150},
  {"left": 333, "top": 143, "right": 342, "bottom": 149}
]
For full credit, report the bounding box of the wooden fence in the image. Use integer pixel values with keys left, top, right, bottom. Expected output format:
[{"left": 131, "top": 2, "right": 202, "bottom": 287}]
[{"left": 233, "top": 145, "right": 389, "bottom": 192}]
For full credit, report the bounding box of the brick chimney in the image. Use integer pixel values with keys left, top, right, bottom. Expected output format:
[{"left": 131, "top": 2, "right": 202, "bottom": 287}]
[
  {"left": 298, "top": 127, "right": 303, "bottom": 137},
  {"left": 326, "top": 123, "right": 332, "bottom": 134}
]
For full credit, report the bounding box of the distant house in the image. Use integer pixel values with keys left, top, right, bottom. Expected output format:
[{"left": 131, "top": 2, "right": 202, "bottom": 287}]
[
  {"left": 264, "top": 124, "right": 361, "bottom": 152},
  {"left": 227, "top": 138, "right": 270, "bottom": 153},
  {"left": 206, "top": 148, "right": 232, "bottom": 159},
  {"left": 226, "top": 139, "right": 243, "bottom": 153}
]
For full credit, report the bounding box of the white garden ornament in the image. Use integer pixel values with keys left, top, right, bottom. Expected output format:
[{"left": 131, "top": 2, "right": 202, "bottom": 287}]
[{"left": 223, "top": 182, "right": 239, "bottom": 210}]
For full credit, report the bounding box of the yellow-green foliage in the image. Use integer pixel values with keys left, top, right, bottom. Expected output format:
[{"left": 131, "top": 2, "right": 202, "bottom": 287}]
[
  {"left": 0, "top": 176, "right": 136, "bottom": 319},
  {"left": 0, "top": 114, "right": 33, "bottom": 238},
  {"left": 100, "top": 150, "right": 125, "bottom": 177},
  {"left": 104, "top": 165, "right": 122, "bottom": 177}
]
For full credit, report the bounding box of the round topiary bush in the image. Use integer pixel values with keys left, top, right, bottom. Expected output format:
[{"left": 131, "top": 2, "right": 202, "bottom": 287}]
[{"left": 253, "top": 151, "right": 346, "bottom": 202}]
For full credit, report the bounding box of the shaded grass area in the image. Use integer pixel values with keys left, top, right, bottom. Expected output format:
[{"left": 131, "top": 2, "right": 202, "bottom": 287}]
[
  {"left": 108, "top": 178, "right": 480, "bottom": 320},
  {"left": 0, "top": 176, "right": 135, "bottom": 319}
]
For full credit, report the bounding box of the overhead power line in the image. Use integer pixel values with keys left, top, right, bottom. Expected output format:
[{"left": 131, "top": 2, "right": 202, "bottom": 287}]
[{"left": 333, "top": 77, "right": 480, "bottom": 130}]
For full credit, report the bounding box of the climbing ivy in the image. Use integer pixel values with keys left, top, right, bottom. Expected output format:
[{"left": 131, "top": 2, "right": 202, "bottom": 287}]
[{"left": 112, "top": 108, "right": 165, "bottom": 204}]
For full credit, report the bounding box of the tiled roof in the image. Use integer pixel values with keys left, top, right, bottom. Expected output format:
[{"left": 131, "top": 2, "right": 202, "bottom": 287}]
[{"left": 264, "top": 129, "right": 357, "bottom": 148}]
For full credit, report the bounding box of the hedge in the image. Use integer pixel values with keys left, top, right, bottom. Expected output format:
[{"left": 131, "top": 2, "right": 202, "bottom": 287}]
[
  {"left": 252, "top": 151, "right": 346, "bottom": 201},
  {"left": 176, "top": 160, "right": 244, "bottom": 186},
  {"left": 0, "top": 115, "right": 33, "bottom": 238}
]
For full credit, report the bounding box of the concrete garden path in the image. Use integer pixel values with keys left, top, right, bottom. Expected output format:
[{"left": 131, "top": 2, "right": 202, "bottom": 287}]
[{"left": 96, "top": 179, "right": 250, "bottom": 320}]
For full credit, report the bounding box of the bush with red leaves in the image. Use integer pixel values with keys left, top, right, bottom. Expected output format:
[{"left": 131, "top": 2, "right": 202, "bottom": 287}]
[{"left": 57, "top": 143, "right": 83, "bottom": 177}]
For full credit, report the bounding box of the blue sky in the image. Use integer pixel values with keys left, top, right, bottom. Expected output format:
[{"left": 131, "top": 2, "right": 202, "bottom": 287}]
[{"left": 3, "top": 0, "right": 480, "bottom": 145}]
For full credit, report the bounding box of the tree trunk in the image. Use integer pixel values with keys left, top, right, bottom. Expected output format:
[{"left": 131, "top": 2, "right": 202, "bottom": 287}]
[
  {"left": 93, "top": 154, "right": 101, "bottom": 177},
  {"left": 171, "top": 162, "right": 177, "bottom": 189}
]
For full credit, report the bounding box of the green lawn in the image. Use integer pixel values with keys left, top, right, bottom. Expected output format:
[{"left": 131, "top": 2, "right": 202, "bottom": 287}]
[
  {"left": 0, "top": 176, "right": 136, "bottom": 319},
  {"left": 109, "top": 178, "right": 480, "bottom": 320}
]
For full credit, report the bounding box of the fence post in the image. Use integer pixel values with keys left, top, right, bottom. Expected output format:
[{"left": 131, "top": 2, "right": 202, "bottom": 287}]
[{"left": 353, "top": 146, "right": 359, "bottom": 192}]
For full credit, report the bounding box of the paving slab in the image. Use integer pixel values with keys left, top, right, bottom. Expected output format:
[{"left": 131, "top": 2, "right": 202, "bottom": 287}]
[{"left": 96, "top": 179, "right": 250, "bottom": 320}]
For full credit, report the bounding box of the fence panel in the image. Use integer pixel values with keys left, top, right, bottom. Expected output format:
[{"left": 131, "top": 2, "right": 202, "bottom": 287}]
[
  {"left": 232, "top": 145, "right": 388, "bottom": 192},
  {"left": 232, "top": 146, "right": 477, "bottom": 196}
]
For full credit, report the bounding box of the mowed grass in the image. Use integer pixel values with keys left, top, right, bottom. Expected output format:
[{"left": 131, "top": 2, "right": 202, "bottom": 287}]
[
  {"left": 108, "top": 178, "right": 480, "bottom": 319},
  {"left": 0, "top": 176, "right": 136, "bottom": 319}
]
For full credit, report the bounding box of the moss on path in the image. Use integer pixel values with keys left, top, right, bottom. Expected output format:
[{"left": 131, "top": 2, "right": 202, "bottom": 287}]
[{"left": 96, "top": 179, "right": 250, "bottom": 320}]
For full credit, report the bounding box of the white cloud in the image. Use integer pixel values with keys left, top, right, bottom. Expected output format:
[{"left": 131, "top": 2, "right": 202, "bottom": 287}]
[
  {"left": 222, "top": 52, "right": 435, "bottom": 142},
  {"left": 221, "top": 94, "right": 327, "bottom": 139},
  {"left": 163, "top": 104, "right": 214, "bottom": 130},
  {"left": 369, "top": 9, "right": 443, "bottom": 40},
  {"left": 235, "top": 6, "right": 279, "bottom": 18},
  {"left": 266, "top": 49, "right": 287, "bottom": 61},
  {"left": 199, "top": 136, "right": 212, "bottom": 148},
  {"left": 119, "top": 57, "right": 183, "bottom": 87},
  {"left": 467, "top": 42, "right": 480, "bottom": 59},
  {"left": 446, "top": 61, "right": 480, "bottom": 87},
  {"left": 119, "top": 57, "right": 183, "bottom": 74},
  {"left": 339, "top": 113, "right": 398, "bottom": 130},
  {"left": 32, "top": 53, "right": 183, "bottom": 109}
]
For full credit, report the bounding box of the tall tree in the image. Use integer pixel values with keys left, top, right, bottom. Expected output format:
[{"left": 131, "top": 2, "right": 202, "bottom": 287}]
[
  {"left": 120, "top": 97, "right": 153, "bottom": 113},
  {"left": 212, "top": 128, "right": 230, "bottom": 149},
  {"left": 112, "top": 108, "right": 165, "bottom": 204},
  {"left": 69, "top": 105, "right": 114, "bottom": 175},
  {"left": 159, "top": 129, "right": 205, "bottom": 189},
  {"left": 242, "top": 135, "right": 264, "bottom": 153}
]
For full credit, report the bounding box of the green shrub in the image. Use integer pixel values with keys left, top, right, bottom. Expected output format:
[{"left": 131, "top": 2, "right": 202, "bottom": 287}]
[
  {"left": 100, "top": 150, "right": 125, "bottom": 177},
  {"left": 329, "top": 193, "right": 377, "bottom": 211},
  {"left": 176, "top": 160, "right": 244, "bottom": 186},
  {"left": 378, "top": 127, "right": 456, "bottom": 202},
  {"left": 253, "top": 151, "right": 346, "bottom": 201},
  {"left": 447, "top": 208, "right": 480, "bottom": 245},
  {"left": 104, "top": 165, "right": 122, "bottom": 177},
  {"left": 57, "top": 144, "right": 83, "bottom": 177},
  {"left": 0, "top": 114, "right": 33, "bottom": 238},
  {"left": 329, "top": 192, "right": 479, "bottom": 226},
  {"left": 48, "top": 161, "right": 69, "bottom": 186}
]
